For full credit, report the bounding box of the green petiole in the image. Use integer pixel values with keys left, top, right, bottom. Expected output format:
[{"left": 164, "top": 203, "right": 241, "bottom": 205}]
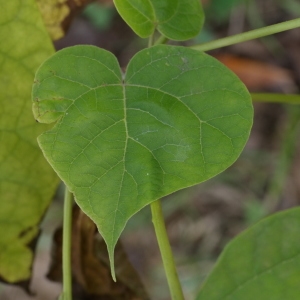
[{"left": 191, "top": 18, "right": 300, "bottom": 52}]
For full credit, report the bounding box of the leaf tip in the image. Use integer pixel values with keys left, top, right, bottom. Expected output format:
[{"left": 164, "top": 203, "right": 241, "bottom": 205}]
[{"left": 108, "top": 247, "right": 117, "bottom": 282}]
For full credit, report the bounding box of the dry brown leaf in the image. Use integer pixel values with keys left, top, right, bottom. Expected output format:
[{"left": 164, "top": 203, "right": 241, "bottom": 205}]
[
  {"left": 215, "top": 54, "right": 297, "bottom": 93},
  {"left": 48, "top": 205, "right": 149, "bottom": 300}
]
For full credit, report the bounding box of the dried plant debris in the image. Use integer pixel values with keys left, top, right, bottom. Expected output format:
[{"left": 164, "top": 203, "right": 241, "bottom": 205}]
[
  {"left": 48, "top": 206, "right": 149, "bottom": 300},
  {"left": 37, "top": 0, "right": 95, "bottom": 40}
]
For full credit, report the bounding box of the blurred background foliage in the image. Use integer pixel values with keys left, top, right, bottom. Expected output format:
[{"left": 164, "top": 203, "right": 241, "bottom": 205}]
[{"left": 2, "top": 0, "right": 300, "bottom": 299}]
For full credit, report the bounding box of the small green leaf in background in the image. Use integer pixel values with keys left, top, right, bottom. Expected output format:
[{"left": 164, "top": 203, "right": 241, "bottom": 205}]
[
  {"left": 113, "top": 0, "right": 204, "bottom": 40},
  {"left": 113, "top": 0, "right": 155, "bottom": 38},
  {"left": 196, "top": 207, "right": 300, "bottom": 300},
  {"left": 83, "top": 3, "right": 115, "bottom": 30},
  {"left": 0, "top": 0, "right": 59, "bottom": 283},
  {"left": 32, "top": 44, "right": 253, "bottom": 277}
]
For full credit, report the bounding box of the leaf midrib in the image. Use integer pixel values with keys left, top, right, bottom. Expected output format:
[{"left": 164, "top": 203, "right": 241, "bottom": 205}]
[{"left": 109, "top": 82, "right": 129, "bottom": 247}]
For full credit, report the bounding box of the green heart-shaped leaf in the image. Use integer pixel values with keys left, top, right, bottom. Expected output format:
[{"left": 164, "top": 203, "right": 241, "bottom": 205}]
[
  {"left": 113, "top": 0, "right": 204, "bottom": 40},
  {"left": 196, "top": 207, "right": 300, "bottom": 300},
  {"left": 32, "top": 45, "right": 253, "bottom": 278}
]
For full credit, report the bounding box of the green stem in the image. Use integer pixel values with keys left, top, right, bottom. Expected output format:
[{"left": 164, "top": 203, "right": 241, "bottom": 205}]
[
  {"left": 148, "top": 34, "right": 183, "bottom": 299},
  {"left": 191, "top": 18, "right": 300, "bottom": 52},
  {"left": 154, "top": 34, "right": 169, "bottom": 45},
  {"left": 246, "top": 0, "right": 283, "bottom": 56},
  {"left": 251, "top": 93, "right": 300, "bottom": 104},
  {"left": 61, "top": 186, "right": 73, "bottom": 300},
  {"left": 148, "top": 33, "right": 154, "bottom": 48},
  {"left": 151, "top": 200, "right": 184, "bottom": 300}
]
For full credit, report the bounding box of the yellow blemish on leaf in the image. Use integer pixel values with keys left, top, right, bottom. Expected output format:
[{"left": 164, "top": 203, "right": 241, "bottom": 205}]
[{"left": 37, "top": 0, "right": 70, "bottom": 40}]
